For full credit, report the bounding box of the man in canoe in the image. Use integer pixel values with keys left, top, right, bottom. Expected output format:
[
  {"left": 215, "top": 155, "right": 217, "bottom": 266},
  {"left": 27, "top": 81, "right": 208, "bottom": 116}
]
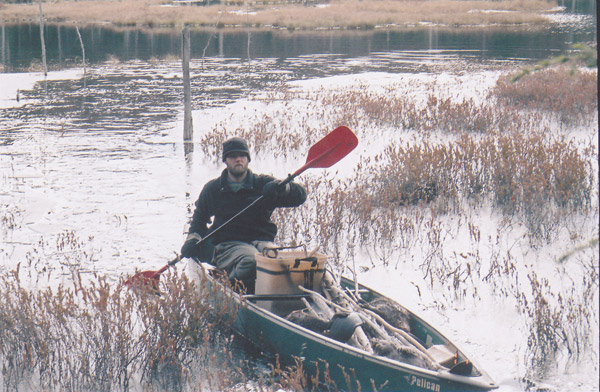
[{"left": 180, "top": 136, "right": 307, "bottom": 292}]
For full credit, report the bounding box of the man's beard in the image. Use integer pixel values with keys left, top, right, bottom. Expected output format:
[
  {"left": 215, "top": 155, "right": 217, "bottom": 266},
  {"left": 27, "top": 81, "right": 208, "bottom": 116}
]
[{"left": 228, "top": 163, "right": 248, "bottom": 180}]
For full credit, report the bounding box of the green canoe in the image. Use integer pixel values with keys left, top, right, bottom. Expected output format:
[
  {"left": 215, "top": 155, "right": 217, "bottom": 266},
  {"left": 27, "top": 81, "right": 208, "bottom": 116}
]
[{"left": 188, "top": 259, "right": 498, "bottom": 392}]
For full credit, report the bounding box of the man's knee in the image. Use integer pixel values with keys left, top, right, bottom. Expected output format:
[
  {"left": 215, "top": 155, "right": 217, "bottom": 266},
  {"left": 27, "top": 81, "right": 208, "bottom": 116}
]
[{"left": 231, "top": 256, "right": 256, "bottom": 281}]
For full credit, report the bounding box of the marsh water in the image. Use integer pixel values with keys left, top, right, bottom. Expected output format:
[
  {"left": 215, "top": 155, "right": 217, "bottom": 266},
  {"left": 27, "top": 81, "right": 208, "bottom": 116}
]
[
  {"left": 0, "top": 10, "right": 597, "bottom": 134},
  {"left": 2, "top": 13, "right": 597, "bottom": 72},
  {"left": 0, "top": 3, "right": 597, "bottom": 391}
]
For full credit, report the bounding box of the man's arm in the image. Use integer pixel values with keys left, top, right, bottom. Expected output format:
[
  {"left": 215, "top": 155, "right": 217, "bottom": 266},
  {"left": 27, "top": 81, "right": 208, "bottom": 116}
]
[
  {"left": 261, "top": 175, "right": 307, "bottom": 208},
  {"left": 277, "top": 181, "right": 307, "bottom": 208},
  {"left": 189, "top": 183, "right": 215, "bottom": 237},
  {"left": 181, "top": 183, "right": 216, "bottom": 259}
]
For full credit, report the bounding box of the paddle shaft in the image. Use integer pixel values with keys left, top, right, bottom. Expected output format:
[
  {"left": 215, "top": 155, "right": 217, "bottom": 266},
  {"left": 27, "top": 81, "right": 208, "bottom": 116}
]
[
  {"left": 197, "top": 171, "right": 297, "bottom": 246},
  {"left": 185, "top": 128, "right": 357, "bottom": 263},
  {"left": 127, "top": 126, "right": 358, "bottom": 284}
]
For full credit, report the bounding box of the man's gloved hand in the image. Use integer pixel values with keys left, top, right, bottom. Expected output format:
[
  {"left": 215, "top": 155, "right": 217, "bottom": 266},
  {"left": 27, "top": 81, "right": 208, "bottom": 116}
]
[
  {"left": 262, "top": 180, "right": 289, "bottom": 204},
  {"left": 181, "top": 233, "right": 203, "bottom": 258}
]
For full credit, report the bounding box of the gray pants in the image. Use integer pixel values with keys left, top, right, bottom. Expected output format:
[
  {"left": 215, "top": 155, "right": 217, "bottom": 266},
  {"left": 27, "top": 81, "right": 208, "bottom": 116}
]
[{"left": 213, "top": 240, "right": 274, "bottom": 282}]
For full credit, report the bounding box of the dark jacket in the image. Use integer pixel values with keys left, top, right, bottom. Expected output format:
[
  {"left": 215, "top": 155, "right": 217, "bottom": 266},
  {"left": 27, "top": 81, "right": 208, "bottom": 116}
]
[{"left": 189, "top": 169, "right": 307, "bottom": 245}]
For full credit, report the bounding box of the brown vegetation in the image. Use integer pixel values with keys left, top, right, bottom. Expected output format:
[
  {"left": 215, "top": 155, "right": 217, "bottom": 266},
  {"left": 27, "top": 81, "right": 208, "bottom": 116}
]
[
  {"left": 0, "top": 0, "right": 557, "bottom": 30},
  {"left": 0, "top": 60, "right": 596, "bottom": 388},
  {"left": 0, "top": 264, "right": 359, "bottom": 390},
  {"left": 0, "top": 268, "right": 240, "bottom": 390},
  {"left": 202, "top": 67, "right": 596, "bottom": 248},
  {"left": 492, "top": 66, "right": 598, "bottom": 127}
]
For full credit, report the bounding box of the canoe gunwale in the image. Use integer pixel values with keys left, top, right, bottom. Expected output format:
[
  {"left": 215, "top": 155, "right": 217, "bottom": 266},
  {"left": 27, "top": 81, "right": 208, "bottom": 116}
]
[{"left": 189, "top": 260, "right": 498, "bottom": 391}]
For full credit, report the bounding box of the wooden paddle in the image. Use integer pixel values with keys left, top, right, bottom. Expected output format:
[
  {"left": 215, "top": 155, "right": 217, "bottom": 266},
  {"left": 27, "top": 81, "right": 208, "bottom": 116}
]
[{"left": 124, "top": 125, "right": 358, "bottom": 288}]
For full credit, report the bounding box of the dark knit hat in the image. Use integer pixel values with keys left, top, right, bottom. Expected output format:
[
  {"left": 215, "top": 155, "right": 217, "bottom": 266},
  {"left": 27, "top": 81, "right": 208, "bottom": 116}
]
[{"left": 222, "top": 137, "right": 251, "bottom": 162}]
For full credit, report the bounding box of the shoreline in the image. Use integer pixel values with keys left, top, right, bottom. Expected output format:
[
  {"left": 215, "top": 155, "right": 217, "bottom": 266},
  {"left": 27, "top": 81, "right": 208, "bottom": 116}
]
[
  {"left": 0, "top": 0, "right": 563, "bottom": 32},
  {"left": 0, "top": 20, "right": 561, "bottom": 35}
]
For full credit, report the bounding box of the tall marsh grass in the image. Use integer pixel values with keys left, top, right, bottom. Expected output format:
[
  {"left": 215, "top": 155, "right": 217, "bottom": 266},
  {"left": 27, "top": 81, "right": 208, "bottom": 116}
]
[
  {"left": 205, "top": 66, "right": 596, "bottom": 245},
  {"left": 0, "top": 255, "right": 347, "bottom": 391},
  {"left": 0, "top": 268, "right": 240, "bottom": 391},
  {"left": 492, "top": 66, "right": 598, "bottom": 127},
  {"left": 274, "top": 128, "right": 594, "bottom": 258},
  {"left": 200, "top": 66, "right": 596, "bottom": 162}
]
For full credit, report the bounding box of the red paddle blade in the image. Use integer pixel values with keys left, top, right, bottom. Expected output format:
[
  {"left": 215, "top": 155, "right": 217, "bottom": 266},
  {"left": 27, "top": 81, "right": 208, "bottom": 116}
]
[
  {"left": 124, "top": 270, "right": 161, "bottom": 289},
  {"left": 294, "top": 126, "right": 358, "bottom": 175}
]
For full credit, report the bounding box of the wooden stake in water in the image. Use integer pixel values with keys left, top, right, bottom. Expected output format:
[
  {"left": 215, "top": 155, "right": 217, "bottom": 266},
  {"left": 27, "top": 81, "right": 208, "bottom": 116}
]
[
  {"left": 38, "top": 0, "right": 47, "bottom": 77},
  {"left": 182, "top": 25, "right": 193, "bottom": 151},
  {"left": 75, "top": 25, "right": 86, "bottom": 76}
]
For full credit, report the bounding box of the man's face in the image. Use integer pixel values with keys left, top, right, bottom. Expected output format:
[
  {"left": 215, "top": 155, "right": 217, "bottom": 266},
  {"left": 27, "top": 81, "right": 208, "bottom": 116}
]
[{"left": 225, "top": 152, "right": 249, "bottom": 180}]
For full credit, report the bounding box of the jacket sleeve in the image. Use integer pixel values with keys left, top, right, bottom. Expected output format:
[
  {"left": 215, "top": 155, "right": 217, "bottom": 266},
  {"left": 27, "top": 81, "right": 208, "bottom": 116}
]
[
  {"left": 188, "top": 183, "right": 214, "bottom": 237},
  {"left": 275, "top": 180, "right": 307, "bottom": 208}
]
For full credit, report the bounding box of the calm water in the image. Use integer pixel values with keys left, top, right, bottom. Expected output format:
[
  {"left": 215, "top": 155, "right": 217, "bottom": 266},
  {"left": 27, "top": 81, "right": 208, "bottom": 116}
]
[
  {"left": 0, "top": 6, "right": 597, "bottom": 73},
  {"left": 0, "top": 10, "right": 596, "bottom": 137},
  {"left": 0, "top": 24, "right": 597, "bottom": 70}
]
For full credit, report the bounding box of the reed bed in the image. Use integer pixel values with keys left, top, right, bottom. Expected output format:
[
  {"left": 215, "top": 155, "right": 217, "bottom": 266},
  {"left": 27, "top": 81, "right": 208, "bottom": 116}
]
[
  {"left": 204, "top": 68, "right": 596, "bottom": 246},
  {"left": 0, "top": 0, "right": 555, "bottom": 29},
  {"left": 0, "top": 267, "right": 242, "bottom": 391},
  {"left": 251, "top": 65, "right": 597, "bottom": 376},
  {"left": 493, "top": 66, "right": 598, "bottom": 127},
  {"left": 0, "top": 268, "right": 358, "bottom": 391},
  {"left": 0, "top": 227, "right": 349, "bottom": 391},
  {"left": 275, "top": 126, "right": 595, "bottom": 258},
  {"left": 200, "top": 65, "right": 596, "bottom": 162}
]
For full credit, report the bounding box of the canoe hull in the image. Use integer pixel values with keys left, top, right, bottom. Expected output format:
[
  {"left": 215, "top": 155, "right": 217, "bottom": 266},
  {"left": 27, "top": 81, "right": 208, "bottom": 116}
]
[{"left": 188, "top": 261, "right": 497, "bottom": 392}]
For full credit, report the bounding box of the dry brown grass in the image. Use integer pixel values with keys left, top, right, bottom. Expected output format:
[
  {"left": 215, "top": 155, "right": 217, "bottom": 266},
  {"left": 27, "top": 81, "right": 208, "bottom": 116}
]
[
  {"left": 492, "top": 66, "right": 598, "bottom": 127},
  {"left": 0, "top": 267, "right": 241, "bottom": 391},
  {"left": 0, "top": 0, "right": 556, "bottom": 30},
  {"left": 273, "top": 128, "right": 595, "bottom": 259},
  {"left": 0, "top": 254, "right": 353, "bottom": 391},
  {"left": 227, "top": 65, "right": 598, "bottom": 251}
]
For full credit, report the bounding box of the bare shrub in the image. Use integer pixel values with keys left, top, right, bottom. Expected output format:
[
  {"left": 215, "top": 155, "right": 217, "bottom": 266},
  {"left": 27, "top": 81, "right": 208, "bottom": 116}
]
[
  {"left": 417, "top": 94, "right": 525, "bottom": 134},
  {"left": 518, "top": 270, "right": 596, "bottom": 378},
  {"left": 319, "top": 85, "right": 529, "bottom": 134},
  {"left": 318, "top": 85, "right": 421, "bottom": 130},
  {"left": 491, "top": 66, "right": 598, "bottom": 127},
  {"left": 0, "top": 204, "right": 20, "bottom": 233},
  {"left": 274, "top": 171, "right": 414, "bottom": 269},
  {"left": 199, "top": 76, "right": 549, "bottom": 163},
  {"left": 486, "top": 132, "right": 594, "bottom": 243},
  {"left": 0, "top": 268, "right": 240, "bottom": 391},
  {"left": 362, "top": 142, "right": 449, "bottom": 207},
  {"left": 274, "top": 174, "right": 360, "bottom": 269},
  {"left": 275, "top": 126, "right": 594, "bottom": 274},
  {"left": 349, "top": 132, "right": 594, "bottom": 241},
  {"left": 198, "top": 115, "right": 333, "bottom": 162}
]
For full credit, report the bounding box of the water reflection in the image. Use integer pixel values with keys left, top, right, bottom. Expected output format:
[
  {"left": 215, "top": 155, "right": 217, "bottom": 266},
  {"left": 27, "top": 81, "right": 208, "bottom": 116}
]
[
  {"left": 0, "top": 12, "right": 596, "bottom": 73},
  {"left": 558, "top": 0, "right": 597, "bottom": 14}
]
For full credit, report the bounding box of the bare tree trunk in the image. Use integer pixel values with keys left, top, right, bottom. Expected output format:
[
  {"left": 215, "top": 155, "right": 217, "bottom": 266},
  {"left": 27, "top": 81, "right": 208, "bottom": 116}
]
[
  {"left": 38, "top": 0, "right": 47, "bottom": 76},
  {"left": 1, "top": 23, "right": 6, "bottom": 70},
  {"left": 182, "top": 25, "right": 193, "bottom": 153},
  {"left": 57, "top": 25, "right": 62, "bottom": 65},
  {"left": 75, "top": 25, "right": 86, "bottom": 76},
  {"left": 246, "top": 0, "right": 251, "bottom": 61}
]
